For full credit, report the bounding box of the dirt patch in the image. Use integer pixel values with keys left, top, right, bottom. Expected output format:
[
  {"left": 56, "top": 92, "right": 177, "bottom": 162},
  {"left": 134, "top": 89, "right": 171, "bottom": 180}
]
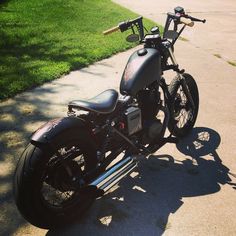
[{"left": 1, "top": 131, "right": 24, "bottom": 148}]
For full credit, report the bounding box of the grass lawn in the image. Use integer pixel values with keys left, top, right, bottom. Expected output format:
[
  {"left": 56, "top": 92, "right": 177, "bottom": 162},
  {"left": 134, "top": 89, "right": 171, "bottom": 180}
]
[{"left": 0, "top": 0, "right": 156, "bottom": 100}]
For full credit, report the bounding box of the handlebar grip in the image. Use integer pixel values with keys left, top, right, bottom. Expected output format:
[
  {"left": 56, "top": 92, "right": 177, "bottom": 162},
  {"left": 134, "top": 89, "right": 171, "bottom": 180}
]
[
  {"left": 103, "top": 26, "right": 120, "bottom": 35},
  {"left": 180, "top": 17, "right": 194, "bottom": 27},
  {"left": 187, "top": 15, "right": 206, "bottom": 23}
]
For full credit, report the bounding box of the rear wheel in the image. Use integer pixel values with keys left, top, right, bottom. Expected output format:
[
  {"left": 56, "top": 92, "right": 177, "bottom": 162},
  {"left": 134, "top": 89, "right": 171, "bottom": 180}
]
[
  {"left": 168, "top": 73, "right": 199, "bottom": 137},
  {"left": 14, "top": 138, "right": 98, "bottom": 229}
]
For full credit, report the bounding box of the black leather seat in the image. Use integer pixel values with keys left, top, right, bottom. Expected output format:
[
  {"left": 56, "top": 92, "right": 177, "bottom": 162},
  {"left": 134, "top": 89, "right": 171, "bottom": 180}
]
[{"left": 68, "top": 89, "right": 119, "bottom": 114}]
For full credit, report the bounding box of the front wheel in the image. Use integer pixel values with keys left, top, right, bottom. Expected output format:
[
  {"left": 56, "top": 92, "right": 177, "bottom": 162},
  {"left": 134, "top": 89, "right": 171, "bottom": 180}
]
[
  {"left": 168, "top": 73, "right": 199, "bottom": 137},
  {"left": 13, "top": 137, "right": 98, "bottom": 229}
]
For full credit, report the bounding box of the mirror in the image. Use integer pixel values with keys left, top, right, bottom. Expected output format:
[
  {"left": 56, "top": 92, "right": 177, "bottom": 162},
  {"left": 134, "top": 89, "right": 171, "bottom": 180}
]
[
  {"left": 164, "top": 30, "right": 178, "bottom": 40},
  {"left": 126, "top": 34, "right": 139, "bottom": 42}
]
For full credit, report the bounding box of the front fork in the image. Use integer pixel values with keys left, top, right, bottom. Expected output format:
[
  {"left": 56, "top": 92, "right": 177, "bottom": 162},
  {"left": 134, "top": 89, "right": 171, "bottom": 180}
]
[{"left": 168, "top": 48, "right": 196, "bottom": 110}]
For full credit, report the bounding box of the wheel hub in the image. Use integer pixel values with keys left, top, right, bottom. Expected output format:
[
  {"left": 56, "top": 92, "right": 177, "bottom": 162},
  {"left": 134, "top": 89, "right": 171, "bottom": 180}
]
[{"left": 46, "top": 160, "right": 83, "bottom": 191}]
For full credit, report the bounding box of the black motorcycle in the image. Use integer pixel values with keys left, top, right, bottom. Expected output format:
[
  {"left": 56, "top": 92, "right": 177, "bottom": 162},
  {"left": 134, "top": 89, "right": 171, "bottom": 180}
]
[{"left": 13, "top": 7, "right": 205, "bottom": 229}]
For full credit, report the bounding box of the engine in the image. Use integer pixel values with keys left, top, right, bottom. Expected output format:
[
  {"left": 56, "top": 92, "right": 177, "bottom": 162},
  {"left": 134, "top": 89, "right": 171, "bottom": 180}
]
[
  {"left": 137, "top": 88, "right": 160, "bottom": 120},
  {"left": 137, "top": 88, "right": 163, "bottom": 143},
  {"left": 121, "top": 87, "right": 163, "bottom": 144}
]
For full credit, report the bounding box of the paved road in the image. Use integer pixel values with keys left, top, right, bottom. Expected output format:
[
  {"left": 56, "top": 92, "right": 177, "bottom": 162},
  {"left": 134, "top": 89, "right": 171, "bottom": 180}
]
[{"left": 0, "top": 1, "right": 236, "bottom": 235}]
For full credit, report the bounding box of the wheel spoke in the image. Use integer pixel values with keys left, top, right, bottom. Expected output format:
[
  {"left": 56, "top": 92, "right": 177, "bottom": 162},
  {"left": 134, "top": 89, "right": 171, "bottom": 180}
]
[
  {"left": 169, "top": 75, "right": 198, "bottom": 137},
  {"left": 173, "top": 85, "right": 195, "bottom": 129},
  {"left": 40, "top": 144, "right": 86, "bottom": 207},
  {"left": 175, "top": 108, "right": 191, "bottom": 128}
]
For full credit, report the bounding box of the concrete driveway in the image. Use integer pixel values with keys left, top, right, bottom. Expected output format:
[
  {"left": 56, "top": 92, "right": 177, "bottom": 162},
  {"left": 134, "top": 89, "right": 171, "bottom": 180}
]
[{"left": 1, "top": 0, "right": 236, "bottom": 235}]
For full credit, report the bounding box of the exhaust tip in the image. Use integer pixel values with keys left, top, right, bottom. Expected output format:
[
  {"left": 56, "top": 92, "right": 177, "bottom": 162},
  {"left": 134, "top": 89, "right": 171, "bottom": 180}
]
[{"left": 85, "top": 156, "right": 137, "bottom": 194}]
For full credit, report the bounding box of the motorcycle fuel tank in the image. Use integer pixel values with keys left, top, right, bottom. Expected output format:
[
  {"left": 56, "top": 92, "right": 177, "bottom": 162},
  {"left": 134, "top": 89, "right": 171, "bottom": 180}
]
[{"left": 120, "top": 48, "right": 161, "bottom": 96}]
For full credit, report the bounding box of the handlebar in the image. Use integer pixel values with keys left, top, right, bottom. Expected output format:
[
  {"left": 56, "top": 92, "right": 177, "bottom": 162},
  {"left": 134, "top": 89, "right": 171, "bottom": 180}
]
[
  {"left": 167, "top": 12, "right": 206, "bottom": 26},
  {"left": 103, "top": 7, "right": 206, "bottom": 44},
  {"left": 103, "top": 16, "right": 145, "bottom": 40},
  {"left": 164, "top": 9, "right": 206, "bottom": 46}
]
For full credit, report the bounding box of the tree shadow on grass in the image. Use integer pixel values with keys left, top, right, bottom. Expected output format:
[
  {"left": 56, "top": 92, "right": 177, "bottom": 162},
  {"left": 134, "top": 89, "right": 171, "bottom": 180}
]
[
  {"left": 47, "top": 127, "right": 235, "bottom": 236},
  {"left": 0, "top": 33, "right": 90, "bottom": 100},
  {"left": 0, "top": 0, "right": 9, "bottom": 6},
  {"left": 0, "top": 19, "right": 95, "bottom": 100}
]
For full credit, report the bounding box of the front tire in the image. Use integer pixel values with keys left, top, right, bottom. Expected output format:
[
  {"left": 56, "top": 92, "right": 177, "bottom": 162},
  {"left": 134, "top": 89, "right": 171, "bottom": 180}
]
[
  {"left": 14, "top": 138, "right": 98, "bottom": 229},
  {"left": 168, "top": 73, "right": 199, "bottom": 137}
]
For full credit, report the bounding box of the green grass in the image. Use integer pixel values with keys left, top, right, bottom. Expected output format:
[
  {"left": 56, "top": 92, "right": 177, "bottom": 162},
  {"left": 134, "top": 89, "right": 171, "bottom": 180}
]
[
  {"left": 227, "top": 60, "right": 236, "bottom": 67},
  {"left": 179, "top": 36, "right": 189, "bottom": 42},
  {"left": 213, "top": 54, "right": 236, "bottom": 67},
  {"left": 213, "top": 53, "right": 222, "bottom": 59},
  {"left": 0, "top": 0, "right": 156, "bottom": 100}
]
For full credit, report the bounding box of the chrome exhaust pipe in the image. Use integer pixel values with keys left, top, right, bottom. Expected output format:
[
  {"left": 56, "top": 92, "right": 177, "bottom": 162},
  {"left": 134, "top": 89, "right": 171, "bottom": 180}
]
[{"left": 83, "top": 156, "right": 137, "bottom": 195}]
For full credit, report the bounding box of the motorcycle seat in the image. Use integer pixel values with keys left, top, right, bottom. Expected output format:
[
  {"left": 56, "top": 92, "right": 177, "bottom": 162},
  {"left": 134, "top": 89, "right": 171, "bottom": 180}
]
[{"left": 68, "top": 89, "right": 119, "bottom": 114}]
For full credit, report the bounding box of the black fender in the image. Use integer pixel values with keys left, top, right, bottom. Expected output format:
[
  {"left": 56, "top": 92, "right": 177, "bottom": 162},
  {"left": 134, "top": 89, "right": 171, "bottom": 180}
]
[{"left": 31, "top": 116, "right": 96, "bottom": 149}]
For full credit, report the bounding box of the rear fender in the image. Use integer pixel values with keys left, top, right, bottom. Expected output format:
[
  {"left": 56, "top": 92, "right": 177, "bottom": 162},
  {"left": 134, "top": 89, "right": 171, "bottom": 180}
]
[{"left": 31, "top": 117, "right": 96, "bottom": 149}]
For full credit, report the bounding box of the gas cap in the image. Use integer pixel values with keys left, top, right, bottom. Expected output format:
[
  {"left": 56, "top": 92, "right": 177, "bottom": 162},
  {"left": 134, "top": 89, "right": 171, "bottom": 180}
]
[{"left": 137, "top": 48, "right": 147, "bottom": 56}]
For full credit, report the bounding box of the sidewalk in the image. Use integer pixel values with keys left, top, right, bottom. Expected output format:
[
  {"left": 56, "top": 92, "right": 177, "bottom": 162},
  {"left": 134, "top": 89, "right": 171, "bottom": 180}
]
[{"left": 1, "top": 1, "right": 236, "bottom": 235}]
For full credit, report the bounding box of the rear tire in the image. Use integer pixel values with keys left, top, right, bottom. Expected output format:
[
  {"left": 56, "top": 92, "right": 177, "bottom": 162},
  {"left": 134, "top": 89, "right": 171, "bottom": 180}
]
[
  {"left": 14, "top": 138, "right": 97, "bottom": 229},
  {"left": 168, "top": 73, "right": 199, "bottom": 137}
]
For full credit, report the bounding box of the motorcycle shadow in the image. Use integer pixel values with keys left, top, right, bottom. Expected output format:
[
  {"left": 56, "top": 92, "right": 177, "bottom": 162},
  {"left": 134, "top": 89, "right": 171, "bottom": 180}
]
[{"left": 47, "top": 127, "right": 235, "bottom": 236}]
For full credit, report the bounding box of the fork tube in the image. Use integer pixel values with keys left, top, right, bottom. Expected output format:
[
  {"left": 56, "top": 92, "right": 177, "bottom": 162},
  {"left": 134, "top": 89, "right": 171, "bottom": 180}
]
[
  {"left": 168, "top": 48, "right": 182, "bottom": 80},
  {"left": 168, "top": 47, "right": 178, "bottom": 66},
  {"left": 168, "top": 48, "right": 195, "bottom": 110}
]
